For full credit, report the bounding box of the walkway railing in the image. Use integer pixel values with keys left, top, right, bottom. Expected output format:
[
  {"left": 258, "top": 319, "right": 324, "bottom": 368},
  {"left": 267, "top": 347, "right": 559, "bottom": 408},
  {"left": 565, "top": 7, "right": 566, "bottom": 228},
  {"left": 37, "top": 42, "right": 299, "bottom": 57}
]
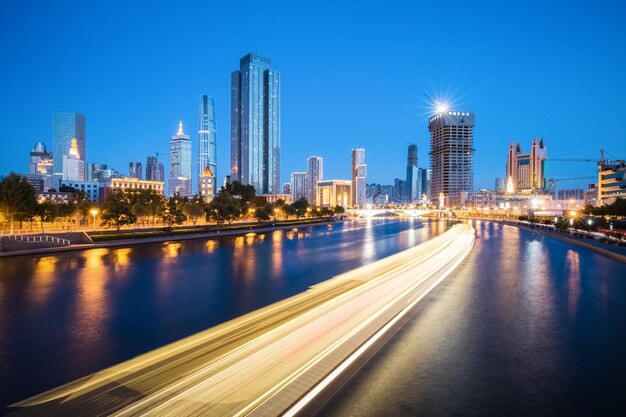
[{"left": 5, "top": 235, "right": 71, "bottom": 246}]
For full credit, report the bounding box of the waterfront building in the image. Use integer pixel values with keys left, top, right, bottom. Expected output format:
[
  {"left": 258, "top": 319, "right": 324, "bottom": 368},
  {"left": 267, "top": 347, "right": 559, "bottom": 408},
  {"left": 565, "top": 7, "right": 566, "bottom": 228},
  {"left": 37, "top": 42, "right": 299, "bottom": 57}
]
[
  {"left": 505, "top": 138, "right": 548, "bottom": 193},
  {"left": 169, "top": 121, "right": 192, "bottom": 197},
  {"left": 258, "top": 193, "right": 293, "bottom": 205},
  {"left": 351, "top": 148, "right": 366, "bottom": 207},
  {"left": 146, "top": 156, "right": 165, "bottom": 183},
  {"left": 60, "top": 180, "right": 100, "bottom": 201},
  {"left": 231, "top": 52, "right": 281, "bottom": 194},
  {"left": 317, "top": 180, "right": 352, "bottom": 208},
  {"left": 282, "top": 183, "right": 291, "bottom": 195},
  {"left": 406, "top": 144, "right": 421, "bottom": 203},
  {"left": 429, "top": 110, "right": 475, "bottom": 202},
  {"left": 291, "top": 172, "right": 307, "bottom": 202},
  {"left": 129, "top": 162, "right": 142, "bottom": 179},
  {"left": 199, "top": 165, "right": 216, "bottom": 200},
  {"left": 198, "top": 95, "right": 217, "bottom": 195},
  {"left": 306, "top": 156, "right": 323, "bottom": 205},
  {"left": 62, "top": 138, "right": 84, "bottom": 181},
  {"left": 99, "top": 177, "right": 164, "bottom": 204},
  {"left": 53, "top": 111, "right": 85, "bottom": 187},
  {"left": 420, "top": 168, "right": 431, "bottom": 202},
  {"left": 597, "top": 159, "right": 626, "bottom": 205}
]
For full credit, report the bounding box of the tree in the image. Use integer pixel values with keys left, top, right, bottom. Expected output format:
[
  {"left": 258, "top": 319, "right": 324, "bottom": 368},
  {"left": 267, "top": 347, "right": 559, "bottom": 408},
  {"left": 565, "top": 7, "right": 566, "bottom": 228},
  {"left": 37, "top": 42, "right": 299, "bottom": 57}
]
[
  {"left": 162, "top": 196, "right": 186, "bottom": 230},
  {"left": 206, "top": 190, "right": 241, "bottom": 225},
  {"left": 58, "top": 201, "right": 79, "bottom": 230},
  {"left": 283, "top": 204, "right": 296, "bottom": 219},
  {"left": 292, "top": 197, "right": 310, "bottom": 219},
  {"left": 183, "top": 195, "right": 206, "bottom": 226},
  {"left": 334, "top": 205, "right": 345, "bottom": 214},
  {"left": 254, "top": 205, "right": 272, "bottom": 222},
  {"left": 35, "top": 199, "right": 59, "bottom": 233},
  {"left": 101, "top": 190, "right": 137, "bottom": 231},
  {"left": 132, "top": 188, "right": 165, "bottom": 226},
  {"left": 0, "top": 173, "right": 37, "bottom": 233}
]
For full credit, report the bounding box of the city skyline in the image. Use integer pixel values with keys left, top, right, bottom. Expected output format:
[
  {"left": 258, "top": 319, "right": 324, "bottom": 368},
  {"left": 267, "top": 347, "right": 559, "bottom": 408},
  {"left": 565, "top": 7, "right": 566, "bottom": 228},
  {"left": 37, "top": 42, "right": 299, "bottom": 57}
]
[{"left": 2, "top": 1, "right": 624, "bottom": 191}]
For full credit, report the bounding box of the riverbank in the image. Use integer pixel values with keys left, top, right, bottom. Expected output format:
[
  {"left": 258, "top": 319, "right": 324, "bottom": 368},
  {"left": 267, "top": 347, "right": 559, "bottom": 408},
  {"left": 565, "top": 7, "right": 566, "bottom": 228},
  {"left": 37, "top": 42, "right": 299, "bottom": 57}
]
[
  {"left": 468, "top": 217, "right": 626, "bottom": 264},
  {"left": 0, "top": 218, "right": 333, "bottom": 258}
]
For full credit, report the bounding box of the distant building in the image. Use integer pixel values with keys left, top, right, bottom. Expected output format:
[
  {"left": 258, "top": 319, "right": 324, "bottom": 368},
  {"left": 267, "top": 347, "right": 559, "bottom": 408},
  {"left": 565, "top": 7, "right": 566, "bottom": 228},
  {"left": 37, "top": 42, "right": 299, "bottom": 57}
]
[
  {"left": 291, "top": 172, "right": 307, "bottom": 202},
  {"left": 393, "top": 178, "right": 406, "bottom": 204},
  {"left": 366, "top": 183, "right": 393, "bottom": 205},
  {"left": 406, "top": 144, "right": 421, "bottom": 203},
  {"left": 37, "top": 191, "right": 73, "bottom": 203},
  {"left": 506, "top": 138, "right": 548, "bottom": 193},
  {"left": 87, "top": 163, "right": 117, "bottom": 181},
  {"left": 197, "top": 95, "right": 217, "bottom": 196},
  {"left": 495, "top": 177, "right": 506, "bottom": 194},
  {"left": 317, "top": 180, "right": 352, "bottom": 208},
  {"left": 557, "top": 189, "right": 585, "bottom": 200},
  {"left": 258, "top": 193, "right": 293, "bottom": 205},
  {"left": 146, "top": 156, "right": 165, "bottom": 183},
  {"left": 129, "top": 162, "right": 142, "bottom": 179},
  {"left": 419, "top": 168, "right": 431, "bottom": 202},
  {"left": 29, "top": 141, "right": 54, "bottom": 191},
  {"left": 61, "top": 180, "right": 100, "bottom": 201},
  {"left": 231, "top": 52, "right": 280, "bottom": 194},
  {"left": 351, "top": 148, "right": 366, "bottom": 207},
  {"left": 282, "top": 183, "right": 291, "bottom": 195},
  {"left": 62, "top": 138, "right": 84, "bottom": 181},
  {"left": 199, "top": 165, "right": 216, "bottom": 200},
  {"left": 429, "top": 110, "right": 475, "bottom": 201},
  {"left": 598, "top": 160, "right": 626, "bottom": 205},
  {"left": 306, "top": 156, "right": 323, "bottom": 205},
  {"left": 24, "top": 176, "right": 44, "bottom": 193},
  {"left": 99, "top": 177, "right": 164, "bottom": 204},
  {"left": 53, "top": 111, "right": 85, "bottom": 187},
  {"left": 169, "top": 121, "right": 192, "bottom": 197}
]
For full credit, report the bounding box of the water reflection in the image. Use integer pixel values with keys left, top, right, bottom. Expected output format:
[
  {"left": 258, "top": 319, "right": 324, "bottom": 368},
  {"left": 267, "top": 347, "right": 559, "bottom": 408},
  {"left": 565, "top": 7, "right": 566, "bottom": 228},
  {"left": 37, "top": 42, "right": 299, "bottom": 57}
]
[{"left": 566, "top": 249, "right": 581, "bottom": 316}]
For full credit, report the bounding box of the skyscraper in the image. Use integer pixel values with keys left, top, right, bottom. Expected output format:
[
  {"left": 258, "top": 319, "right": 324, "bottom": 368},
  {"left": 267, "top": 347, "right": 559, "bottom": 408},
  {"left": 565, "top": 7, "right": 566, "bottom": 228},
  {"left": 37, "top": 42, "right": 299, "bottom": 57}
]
[
  {"left": 231, "top": 52, "right": 280, "bottom": 194},
  {"left": 198, "top": 95, "right": 217, "bottom": 195},
  {"left": 146, "top": 156, "right": 165, "bottom": 183},
  {"left": 406, "top": 144, "right": 421, "bottom": 203},
  {"left": 53, "top": 111, "right": 85, "bottom": 187},
  {"left": 306, "top": 156, "right": 323, "bottom": 205},
  {"left": 420, "top": 168, "right": 431, "bottom": 201},
  {"left": 505, "top": 138, "right": 548, "bottom": 193},
  {"left": 351, "top": 148, "right": 366, "bottom": 207},
  {"left": 291, "top": 172, "right": 307, "bottom": 202},
  {"left": 429, "top": 110, "right": 475, "bottom": 200},
  {"left": 129, "top": 162, "right": 142, "bottom": 180},
  {"left": 169, "top": 121, "right": 192, "bottom": 197}
]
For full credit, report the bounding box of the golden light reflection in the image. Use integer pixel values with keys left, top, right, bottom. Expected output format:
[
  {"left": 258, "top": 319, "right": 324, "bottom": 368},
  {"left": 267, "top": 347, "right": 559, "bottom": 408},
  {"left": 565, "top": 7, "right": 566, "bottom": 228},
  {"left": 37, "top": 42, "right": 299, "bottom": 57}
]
[
  {"left": 272, "top": 230, "right": 283, "bottom": 276},
  {"left": 234, "top": 236, "right": 245, "bottom": 248},
  {"left": 163, "top": 243, "right": 181, "bottom": 258},
  {"left": 84, "top": 248, "right": 109, "bottom": 269},
  {"left": 205, "top": 239, "right": 218, "bottom": 253},
  {"left": 113, "top": 248, "right": 132, "bottom": 266}
]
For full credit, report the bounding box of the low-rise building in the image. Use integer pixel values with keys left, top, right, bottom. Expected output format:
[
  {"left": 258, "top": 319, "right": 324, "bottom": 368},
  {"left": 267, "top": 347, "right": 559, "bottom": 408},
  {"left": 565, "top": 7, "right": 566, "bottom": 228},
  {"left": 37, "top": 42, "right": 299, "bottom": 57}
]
[
  {"left": 598, "top": 160, "right": 626, "bottom": 205},
  {"left": 258, "top": 193, "right": 293, "bottom": 204},
  {"left": 61, "top": 180, "right": 100, "bottom": 201},
  {"left": 99, "top": 177, "right": 164, "bottom": 204},
  {"left": 317, "top": 180, "right": 352, "bottom": 208}
]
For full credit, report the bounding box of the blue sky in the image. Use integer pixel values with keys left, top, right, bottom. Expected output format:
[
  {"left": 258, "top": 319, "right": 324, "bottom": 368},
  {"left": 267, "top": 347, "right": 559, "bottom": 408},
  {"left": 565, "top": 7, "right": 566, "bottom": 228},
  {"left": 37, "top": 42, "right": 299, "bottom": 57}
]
[{"left": 1, "top": 0, "right": 624, "bottom": 191}]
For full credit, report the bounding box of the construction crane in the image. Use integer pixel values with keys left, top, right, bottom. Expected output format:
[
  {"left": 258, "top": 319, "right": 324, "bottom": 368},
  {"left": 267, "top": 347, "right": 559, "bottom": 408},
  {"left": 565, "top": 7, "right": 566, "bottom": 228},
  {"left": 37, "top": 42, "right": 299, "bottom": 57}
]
[
  {"left": 550, "top": 176, "right": 596, "bottom": 182},
  {"left": 155, "top": 151, "right": 164, "bottom": 159},
  {"left": 547, "top": 149, "right": 605, "bottom": 163}
]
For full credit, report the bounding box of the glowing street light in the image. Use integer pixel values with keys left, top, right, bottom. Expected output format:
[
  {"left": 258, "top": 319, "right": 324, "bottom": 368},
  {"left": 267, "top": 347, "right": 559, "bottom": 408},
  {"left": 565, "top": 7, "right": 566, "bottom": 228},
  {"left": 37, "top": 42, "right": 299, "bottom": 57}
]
[{"left": 90, "top": 208, "right": 99, "bottom": 230}]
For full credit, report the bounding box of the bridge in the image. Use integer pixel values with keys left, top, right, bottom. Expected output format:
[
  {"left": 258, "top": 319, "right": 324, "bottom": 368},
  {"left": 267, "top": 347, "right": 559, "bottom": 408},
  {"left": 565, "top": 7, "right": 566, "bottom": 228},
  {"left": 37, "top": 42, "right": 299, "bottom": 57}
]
[{"left": 346, "top": 208, "right": 453, "bottom": 218}]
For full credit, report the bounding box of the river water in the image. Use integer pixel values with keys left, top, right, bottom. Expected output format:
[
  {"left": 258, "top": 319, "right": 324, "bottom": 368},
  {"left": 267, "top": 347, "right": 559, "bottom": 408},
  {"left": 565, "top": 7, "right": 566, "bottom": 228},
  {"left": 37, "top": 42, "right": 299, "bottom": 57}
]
[
  {"left": 314, "top": 220, "right": 626, "bottom": 417},
  {"left": 0, "top": 218, "right": 449, "bottom": 410}
]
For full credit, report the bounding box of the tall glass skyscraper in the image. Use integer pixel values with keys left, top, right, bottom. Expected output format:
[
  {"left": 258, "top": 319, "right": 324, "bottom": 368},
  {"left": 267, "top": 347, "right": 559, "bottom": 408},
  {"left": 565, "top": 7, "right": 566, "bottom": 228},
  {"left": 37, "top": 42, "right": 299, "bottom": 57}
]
[
  {"left": 197, "top": 95, "right": 217, "bottom": 195},
  {"left": 169, "top": 121, "right": 192, "bottom": 197},
  {"left": 306, "top": 156, "right": 323, "bottom": 205},
  {"left": 406, "top": 144, "right": 421, "bottom": 203},
  {"left": 53, "top": 111, "right": 86, "bottom": 188},
  {"left": 351, "top": 148, "right": 367, "bottom": 207},
  {"left": 231, "top": 52, "right": 281, "bottom": 194}
]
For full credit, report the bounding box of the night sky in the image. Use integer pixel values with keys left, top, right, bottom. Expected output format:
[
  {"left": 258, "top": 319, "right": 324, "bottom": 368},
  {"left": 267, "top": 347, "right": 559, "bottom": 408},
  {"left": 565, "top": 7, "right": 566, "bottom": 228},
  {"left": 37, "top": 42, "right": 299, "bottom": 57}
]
[{"left": 1, "top": 0, "right": 624, "bottom": 191}]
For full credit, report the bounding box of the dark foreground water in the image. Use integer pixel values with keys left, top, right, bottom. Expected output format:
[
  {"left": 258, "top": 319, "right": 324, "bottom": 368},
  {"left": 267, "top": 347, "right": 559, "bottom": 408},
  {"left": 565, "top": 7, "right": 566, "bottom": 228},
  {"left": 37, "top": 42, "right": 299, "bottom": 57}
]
[
  {"left": 0, "top": 219, "right": 448, "bottom": 410},
  {"left": 314, "top": 220, "right": 626, "bottom": 417}
]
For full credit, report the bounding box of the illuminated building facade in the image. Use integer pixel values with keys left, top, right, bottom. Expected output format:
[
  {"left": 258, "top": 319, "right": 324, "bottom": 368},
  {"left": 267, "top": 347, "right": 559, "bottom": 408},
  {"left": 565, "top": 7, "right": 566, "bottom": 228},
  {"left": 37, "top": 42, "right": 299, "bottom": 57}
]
[
  {"left": 505, "top": 138, "right": 548, "bottom": 193},
  {"left": 62, "top": 138, "right": 84, "bottom": 181},
  {"left": 231, "top": 52, "right": 281, "bottom": 194},
  {"left": 429, "top": 111, "right": 475, "bottom": 200},
  {"left": 306, "top": 156, "right": 323, "bottom": 205},
  {"left": 169, "top": 121, "right": 192, "bottom": 197},
  {"left": 29, "top": 141, "right": 53, "bottom": 191},
  {"left": 198, "top": 95, "right": 217, "bottom": 195},
  {"left": 199, "top": 165, "right": 215, "bottom": 200},
  {"left": 351, "top": 148, "right": 366, "bottom": 207},
  {"left": 258, "top": 193, "right": 293, "bottom": 204},
  {"left": 53, "top": 111, "right": 85, "bottom": 187},
  {"left": 317, "top": 180, "right": 352, "bottom": 208},
  {"left": 291, "top": 172, "right": 307, "bottom": 201},
  {"left": 597, "top": 160, "right": 626, "bottom": 205},
  {"left": 98, "top": 177, "right": 164, "bottom": 204}
]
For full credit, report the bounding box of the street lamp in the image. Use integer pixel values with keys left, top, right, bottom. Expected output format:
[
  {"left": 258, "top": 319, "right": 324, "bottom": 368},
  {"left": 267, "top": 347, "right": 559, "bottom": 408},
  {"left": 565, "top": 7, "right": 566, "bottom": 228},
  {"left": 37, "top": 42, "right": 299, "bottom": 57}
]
[{"left": 90, "top": 208, "right": 99, "bottom": 230}]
